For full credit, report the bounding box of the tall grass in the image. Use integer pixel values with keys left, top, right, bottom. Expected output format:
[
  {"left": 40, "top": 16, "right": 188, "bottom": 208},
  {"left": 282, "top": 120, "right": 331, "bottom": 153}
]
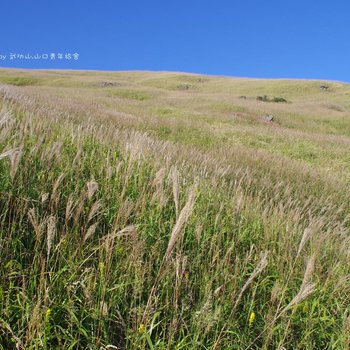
[{"left": 0, "top": 75, "right": 349, "bottom": 349}]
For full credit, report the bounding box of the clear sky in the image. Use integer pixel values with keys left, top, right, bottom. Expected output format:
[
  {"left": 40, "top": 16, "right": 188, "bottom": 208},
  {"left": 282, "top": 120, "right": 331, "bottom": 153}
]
[{"left": 0, "top": 0, "right": 349, "bottom": 82}]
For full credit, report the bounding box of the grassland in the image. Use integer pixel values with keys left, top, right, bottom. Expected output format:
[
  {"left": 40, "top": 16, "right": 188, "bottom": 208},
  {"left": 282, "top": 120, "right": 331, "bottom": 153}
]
[{"left": 0, "top": 68, "right": 349, "bottom": 349}]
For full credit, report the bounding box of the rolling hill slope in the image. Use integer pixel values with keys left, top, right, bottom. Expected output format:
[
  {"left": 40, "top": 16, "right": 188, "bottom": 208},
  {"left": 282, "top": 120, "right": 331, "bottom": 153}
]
[{"left": 0, "top": 69, "right": 349, "bottom": 349}]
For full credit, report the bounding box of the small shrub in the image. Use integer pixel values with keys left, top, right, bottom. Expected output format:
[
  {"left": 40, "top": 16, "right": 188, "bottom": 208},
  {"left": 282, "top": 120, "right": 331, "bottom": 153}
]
[
  {"left": 256, "top": 95, "right": 288, "bottom": 103},
  {"left": 176, "top": 83, "right": 193, "bottom": 90},
  {"left": 256, "top": 95, "right": 269, "bottom": 102},
  {"left": 272, "top": 97, "right": 288, "bottom": 103}
]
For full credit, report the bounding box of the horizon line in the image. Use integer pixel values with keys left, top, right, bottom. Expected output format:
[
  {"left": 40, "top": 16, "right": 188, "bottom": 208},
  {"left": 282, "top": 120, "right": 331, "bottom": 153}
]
[{"left": 0, "top": 66, "right": 349, "bottom": 85}]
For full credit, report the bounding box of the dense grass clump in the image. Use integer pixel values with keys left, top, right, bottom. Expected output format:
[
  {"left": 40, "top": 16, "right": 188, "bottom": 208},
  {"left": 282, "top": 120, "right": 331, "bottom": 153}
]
[
  {"left": 108, "top": 89, "right": 152, "bottom": 101},
  {"left": 272, "top": 97, "right": 288, "bottom": 103},
  {"left": 256, "top": 95, "right": 288, "bottom": 103},
  {"left": 0, "top": 71, "right": 349, "bottom": 349},
  {"left": 0, "top": 76, "right": 39, "bottom": 86}
]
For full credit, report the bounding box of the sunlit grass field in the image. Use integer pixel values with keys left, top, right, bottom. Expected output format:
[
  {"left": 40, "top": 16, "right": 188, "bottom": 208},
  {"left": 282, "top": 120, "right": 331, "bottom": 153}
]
[{"left": 0, "top": 68, "right": 349, "bottom": 349}]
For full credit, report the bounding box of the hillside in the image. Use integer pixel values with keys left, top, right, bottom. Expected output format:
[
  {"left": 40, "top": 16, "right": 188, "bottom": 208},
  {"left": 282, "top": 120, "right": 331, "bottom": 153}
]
[{"left": 0, "top": 68, "right": 349, "bottom": 349}]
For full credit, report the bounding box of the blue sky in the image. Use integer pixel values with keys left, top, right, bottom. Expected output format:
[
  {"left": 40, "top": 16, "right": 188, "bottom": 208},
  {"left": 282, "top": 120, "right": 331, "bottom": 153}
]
[{"left": 0, "top": 0, "right": 349, "bottom": 82}]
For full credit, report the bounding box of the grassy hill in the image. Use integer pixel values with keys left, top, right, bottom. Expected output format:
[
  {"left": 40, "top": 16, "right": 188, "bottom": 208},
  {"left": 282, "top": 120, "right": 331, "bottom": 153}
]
[{"left": 0, "top": 68, "right": 349, "bottom": 349}]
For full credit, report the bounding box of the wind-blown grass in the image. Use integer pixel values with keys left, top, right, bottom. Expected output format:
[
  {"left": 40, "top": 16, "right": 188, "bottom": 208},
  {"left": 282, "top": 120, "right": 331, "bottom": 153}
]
[{"left": 0, "top": 70, "right": 349, "bottom": 349}]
